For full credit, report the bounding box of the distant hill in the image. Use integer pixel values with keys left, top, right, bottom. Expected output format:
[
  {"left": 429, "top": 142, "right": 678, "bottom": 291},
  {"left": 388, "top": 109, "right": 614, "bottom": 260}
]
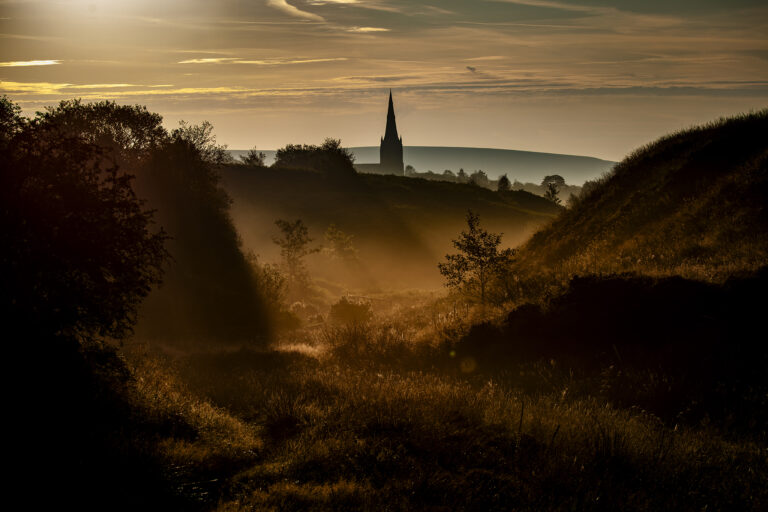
[
  {"left": 228, "top": 146, "right": 615, "bottom": 185},
  {"left": 219, "top": 166, "right": 561, "bottom": 289},
  {"left": 514, "top": 110, "right": 768, "bottom": 281}
]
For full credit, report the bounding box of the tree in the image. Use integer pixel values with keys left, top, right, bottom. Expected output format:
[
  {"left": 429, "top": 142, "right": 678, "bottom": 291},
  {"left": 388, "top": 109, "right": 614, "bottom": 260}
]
[
  {"left": 0, "top": 95, "right": 25, "bottom": 148},
  {"left": 469, "top": 170, "right": 489, "bottom": 188},
  {"left": 36, "top": 99, "right": 271, "bottom": 344},
  {"left": 272, "top": 219, "right": 319, "bottom": 292},
  {"left": 241, "top": 147, "right": 266, "bottom": 167},
  {"left": 457, "top": 168, "right": 468, "bottom": 183},
  {"left": 324, "top": 224, "right": 358, "bottom": 262},
  {"left": 497, "top": 174, "right": 511, "bottom": 192},
  {"left": 36, "top": 99, "right": 166, "bottom": 163},
  {"left": 544, "top": 182, "right": 562, "bottom": 204},
  {"left": 172, "top": 120, "right": 234, "bottom": 165},
  {"left": 1, "top": 109, "right": 168, "bottom": 341},
  {"left": 542, "top": 174, "right": 566, "bottom": 187},
  {"left": 438, "top": 210, "right": 514, "bottom": 304},
  {"left": 274, "top": 138, "right": 355, "bottom": 176}
]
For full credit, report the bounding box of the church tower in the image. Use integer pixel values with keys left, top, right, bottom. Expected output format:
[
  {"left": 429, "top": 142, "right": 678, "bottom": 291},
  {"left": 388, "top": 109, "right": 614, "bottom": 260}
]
[{"left": 380, "top": 90, "right": 404, "bottom": 175}]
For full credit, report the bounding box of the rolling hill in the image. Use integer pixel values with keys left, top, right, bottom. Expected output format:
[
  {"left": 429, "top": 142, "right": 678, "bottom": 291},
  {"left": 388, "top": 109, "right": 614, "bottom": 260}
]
[
  {"left": 229, "top": 146, "right": 615, "bottom": 185},
  {"left": 513, "top": 110, "right": 768, "bottom": 281}
]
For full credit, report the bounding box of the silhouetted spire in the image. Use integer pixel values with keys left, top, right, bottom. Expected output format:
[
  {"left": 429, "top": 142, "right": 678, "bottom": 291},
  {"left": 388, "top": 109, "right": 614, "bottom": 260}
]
[
  {"left": 384, "top": 89, "right": 400, "bottom": 142},
  {"left": 380, "top": 90, "right": 404, "bottom": 175}
]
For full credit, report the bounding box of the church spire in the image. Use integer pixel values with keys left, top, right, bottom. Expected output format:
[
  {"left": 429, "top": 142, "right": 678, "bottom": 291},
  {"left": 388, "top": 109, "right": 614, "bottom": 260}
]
[
  {"left": 380, "top": 89, "right": 404, "bottom": 175},
  {"left": 384, "top": 89, "right": 400, "bottom": 142}
]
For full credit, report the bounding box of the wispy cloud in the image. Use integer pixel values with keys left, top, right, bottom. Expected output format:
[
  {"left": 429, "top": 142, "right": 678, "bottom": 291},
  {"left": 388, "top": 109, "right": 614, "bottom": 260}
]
[
  {"left": 0, "top": 81, "right": 180, "bottom": 95},
  {"left": 179, "top": 57, "right": 347, "bottom": 65},
  {"left": 489, "top": 0, "right": 599, "bottom": 13},
  {"left": 465, "top": 56, "right": 508, "bottom": 61},
  {"left": 67, "top": 83, "right": 137, "bottom": 89},
  {"left": 346, "top": 26, "right": 389, "bottom": 33},
  {"left": 178, "top": 58, "right": 240, "bottom": 64},
  {"left": 0, "top": 60, "right": 61, "bottom": 67},
  {"left": 335, "top": 74, "right": 420, "bottom": 83},
  {"left": 266, "top": 0, "right": 324, "bottom": 22},
  {"left": 236, "top": 57, "right": 348, "bottom": 65}
]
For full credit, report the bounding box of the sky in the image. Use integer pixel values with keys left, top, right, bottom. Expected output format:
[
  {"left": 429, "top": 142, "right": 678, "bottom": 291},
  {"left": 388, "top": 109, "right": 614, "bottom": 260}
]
[{"left": 1, "top": 0, "right": 766, "bottom": 161}]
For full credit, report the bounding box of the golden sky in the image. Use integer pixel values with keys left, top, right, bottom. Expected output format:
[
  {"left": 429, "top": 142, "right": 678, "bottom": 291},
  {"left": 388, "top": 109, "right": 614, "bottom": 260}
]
[{"left": 1, "top": 0, "right": 766, "bottom": 160}]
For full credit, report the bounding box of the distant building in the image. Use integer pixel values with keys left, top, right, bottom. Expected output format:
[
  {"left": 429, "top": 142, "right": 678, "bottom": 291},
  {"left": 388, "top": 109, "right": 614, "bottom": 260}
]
[{"left": 355, "top": 90, "right": 405, "bottom": 176}]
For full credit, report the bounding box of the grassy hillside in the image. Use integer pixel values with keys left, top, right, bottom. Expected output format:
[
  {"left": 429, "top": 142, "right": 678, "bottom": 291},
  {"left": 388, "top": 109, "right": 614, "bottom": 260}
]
[
  {"left": 220, "top": 166, "right": 561, "bottom": 289},
  {"left": 515, "top": 110, "right": 768, "bottom": 282}
]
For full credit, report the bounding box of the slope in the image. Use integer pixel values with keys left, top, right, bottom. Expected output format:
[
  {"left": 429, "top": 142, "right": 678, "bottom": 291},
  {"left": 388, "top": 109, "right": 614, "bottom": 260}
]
[
  {"left": 220, "top": 166, "right": 561, "bottom": 289},
  {"left": 514, "top": 110, "right": 768, "bottom": 281}
]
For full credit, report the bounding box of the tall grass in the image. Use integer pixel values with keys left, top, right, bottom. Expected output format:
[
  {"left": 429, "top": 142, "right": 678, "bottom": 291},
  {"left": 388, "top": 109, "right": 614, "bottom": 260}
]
[{"left": 119, "top": 302, "right": 767, "bottom": 511}]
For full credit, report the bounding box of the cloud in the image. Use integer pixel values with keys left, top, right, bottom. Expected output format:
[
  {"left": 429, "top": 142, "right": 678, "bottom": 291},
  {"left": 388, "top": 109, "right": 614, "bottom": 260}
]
[
  {"left": 266, "top": 0, "right": 324, "bottom": 21},
  {"left": 346, "top": 26, "right": 390, "bottom": 32},
  {"left": 465, "top": 56, "right": 507, "bottom": 61},
  {"left": 335, "top": 74, "right": 419, "bottom": 83},
  {"left": 0, "top": 60, "right": 61, "bottom": 67},
  {"left": 179, "top": 57, "right": 348, "bottom": 65},
  {"left": 0, "top": 81, "right": 184, "bottom": 95},
  {"left": 178, "top": 58, "right": 240, "bottom": 64},
  {"left": 236, "top": 57, "right": 348, "bottom": 65},
  {"left": 489, "top": 0, "right": 600, "bottom": 13},
  {"left": 67, "top": 84, "right": 137, "bottom": 89}
]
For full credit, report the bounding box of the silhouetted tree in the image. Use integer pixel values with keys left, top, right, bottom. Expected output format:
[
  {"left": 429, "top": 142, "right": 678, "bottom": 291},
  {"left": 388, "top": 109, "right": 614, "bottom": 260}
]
[
  {"left": 469, "top": 170, "right": 489, "bottom": 188},
  {"left": 405, "top": 164, "right": 416, "bottom": 176},
  {"left": 0, "top": 95, "right": 25, "bottom": 148},
  {"left": 438, "top": 210, "right": 513, "bottom": 304},
  {"left": 273, "top": 219, "right": 319, "bottom": 292},
  {"left": 498, "top": 174, "right": 511, "bottom": 192},
  {"left": 36, "top": 99, "right": 166, "bottom": 163},
  {"left": 457, "top": 168, "right": 468, "bottom": 183},
  {"left": 172, "top": 120, "right": 234, "bottom": 164},
  {"left": 542, "top": 174, "right": 566, "bottom": 187},
  {"left": 1, "top": 109, "right": 168, "bottom": 340},
  {"left": 36, "top": 99, "right": 271, "bottom": 344},
  {"left": 544, "top": 182, "right": 562, "bottom": 204},
  {"left": 274, "top": 138, "right": 355, "bottom": 176},
  {"left": 241, "top": 147, "right": 266, "bottom": 167}
]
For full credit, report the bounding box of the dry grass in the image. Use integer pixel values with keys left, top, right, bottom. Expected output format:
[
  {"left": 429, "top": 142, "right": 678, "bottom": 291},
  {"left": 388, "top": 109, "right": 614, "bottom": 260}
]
[{"left": 119, "top": 301, "right": 768, "bottom": 511}]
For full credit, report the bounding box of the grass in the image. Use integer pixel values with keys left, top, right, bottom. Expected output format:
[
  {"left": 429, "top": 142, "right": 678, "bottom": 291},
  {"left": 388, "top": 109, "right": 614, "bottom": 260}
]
[
  {"left": 117, "top": 297, "right": 767, "bottom": 510},
  {"left": 514, "top": 110, "right": 768, "bottom": 286}
]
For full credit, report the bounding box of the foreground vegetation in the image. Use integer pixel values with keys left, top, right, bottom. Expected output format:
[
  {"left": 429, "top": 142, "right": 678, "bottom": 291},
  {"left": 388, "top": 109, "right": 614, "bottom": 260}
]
[{"left": 118, "top": 300, "right": 767, "bottom": 511}]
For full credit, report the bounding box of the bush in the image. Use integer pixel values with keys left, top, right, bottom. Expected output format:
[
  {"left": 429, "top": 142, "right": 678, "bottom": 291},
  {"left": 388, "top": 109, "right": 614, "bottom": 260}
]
[{"left": 330, "top": 297, "right": 373, "bottom": 325}]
